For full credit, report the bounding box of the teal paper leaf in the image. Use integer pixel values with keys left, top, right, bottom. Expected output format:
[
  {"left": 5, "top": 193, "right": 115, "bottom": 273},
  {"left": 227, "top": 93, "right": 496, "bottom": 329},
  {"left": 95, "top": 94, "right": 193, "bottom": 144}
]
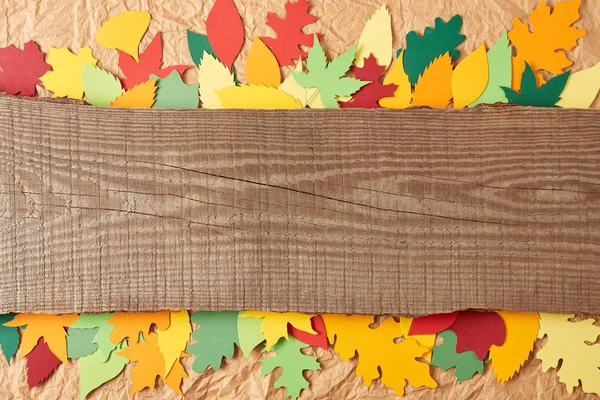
[
  {"left": 0, "top": 314, "right": 19, "bottom": 365},
  {"left": 502, "top": 62, "right": 570, "bottom": 107},
  {"left": 187, "top": 30, "right": 216, "bottom": 67},
  {"left": 67, "top": 328, "right": 99, "bottom": 359},
  {"left": 150, "top": 70, "right": 199, "bottom": 108},
  {"left": 188, "top": 311, "right": 240, "bottom": 373},
  {"left": 470, "top": 31, "right": 511, "bottom": 107},
  {"left": 431, "top": 330, "right": 484, "bottom": 382}
]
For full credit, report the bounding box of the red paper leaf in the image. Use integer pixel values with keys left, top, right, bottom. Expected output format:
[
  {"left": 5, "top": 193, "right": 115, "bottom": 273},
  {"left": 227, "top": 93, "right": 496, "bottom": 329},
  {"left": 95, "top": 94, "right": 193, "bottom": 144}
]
[
  {"left": 288, "top": 315, "right": 328, "bottom": 349},
  {"left": 408, "top": 312, "right": 459, "bottom": 335},
  {"left": 206, "top": 0, "right": 244, "bottom": 69},
  {"left": 118, "top": 33, "right": 191, "bottom": 90},
  {"left": 341, "top": 54, "right": 397, "bottom": 108},
  {"left": 448, "top": 311, "right": 506, "bottom": 360},
  {"left": 0, "top": 41, "right": 50, "bottom": 96},
  {"left": 26, "top": 337, "right": 62, "bottom": 389},
  {"left": 261, "top": 0, "right": 321, "bottom": 67}
]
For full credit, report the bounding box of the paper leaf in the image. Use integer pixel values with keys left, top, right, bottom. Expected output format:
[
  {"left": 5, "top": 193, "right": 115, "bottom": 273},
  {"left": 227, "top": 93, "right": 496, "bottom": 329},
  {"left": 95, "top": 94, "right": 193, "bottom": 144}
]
[
  {"left": 150, "top": 71, "right": 199, "bottom": 109},
  {"left": 261, "top": 0, "right": 320, "bottom": 67},
  {"left": 557, "top": 61, "right": 600, "bottom": 108},
  {"left": 0, "top": 41, "right": 50, "bottom": 96},
  {"left": 187, "top": 30, "right": 216, "bottom": 67},
  {"left": 380, "top": 51, "right": 412, "bottom": 109},
  {"left": 447, "top": 311, "right": 506, "bottom": 360},
  {"left": 488, "top": 311, "right": 539, "bottom": 383},
  {"left": 537, "top": 313, "right": 600, "bottom": 394},
  {"left": 5, "top": 313, "right": 77, "bottom": 363},
  {"left": 502, "top": 62, "right": 570, "bottom": 107},
  {"left": 246, "top": 37, "right": 281, "bottom": 87},
  {"left": 118, "top": 333, "right": 188, "bottom": 396},
  {"left": 288, "top": 315, "right": 327, "bottom": 350},
  {"left": 82, "top": 64, "right": 123, "bottom": 107},
  {"left": 431, "top": 330, "right": 484, "bottom": 383},
  {"left": 206, "top": 0, "right": 244, "bottom": 69},
  {"left": 470, "top": 31, "right": 512, "bottom": 107},
  {"left": 509, "top": 0, "right": 585, "bottom": 89},
  {"left": 293, "top": 36, "right": 367, "bottom": 108},
  {"left": 261, "top": 337, "right": 320, "bottom": 400},
  {"left": 198, "top": 51, "right": 236, "bottom": 108},
  {"left": 96, "top": 11, "right": 150, "bottom": 62},
  {"left": 398, "top": 317, "right": 435, "bottom": 362},
  {"left": 26, "top": 337, "right": 62, "bottom": 389},
  {"left": 408, "top": 312, "right": 459, "bottom": 335},
  {"left": 355, "top": 5, "right": 393, "bottom": 69},
  {"left": 412, "top": 53, "right": 453, "bottom": 108},
  {"left": 156, "top": 311, "right": 192, "bottom": 375},
  {"left": 322, "top": 314, "right": 436, "bottom": 396},
  {"left": 403, "top": 15, "right": 466, "bottom": 85},
  {"left": 279, "top": 58, "right": 317, "bottom": 106},
  {"left": 70, "top": 313, "right": 116, "bottom": 362},
  {"left": 108, "top": 311, "right": 170, "bottom": 344},
  {"left": 238, "top": 314, "right": 265, "bottom": 357},
  {"left": 39, "top": 46, "right": 98, "bottom": 99},
  {"left": 0, "top": 314, "right": 19, "bottom": 365},
  {"left": 217, "top": 84, "right": 303, "bottom": 109},
  {"left": 341, "top": 54, "right": 397, "bottom": 108},
  {"left": 110, "top": 80, "right": 157, "bottom": 108},
  {"left": 452, "top": 44, "right": 489, "bottom": 108},
  {"left": 240, "top": 311, "right": 315, "bottom": 350},
  {"left": 119, "top": 32, "right": 191, "bottom": 91},
  {"left": 188, "top": 311, "right": 239, "bottom": 373},
  {"left": 67, "top": 328, "right": 99, "bottom": 359},
  {"left": 79, "top": 343, "right": 128, "bottom": 399}
]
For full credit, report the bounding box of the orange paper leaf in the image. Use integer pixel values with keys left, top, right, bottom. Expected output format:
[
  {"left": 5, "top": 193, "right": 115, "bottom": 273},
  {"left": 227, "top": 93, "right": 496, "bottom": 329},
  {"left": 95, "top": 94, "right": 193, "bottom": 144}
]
[
  {"left": 108, "top": 311, "right": 170, "bottom": 344},
  {"left": 245, "top": 37, "right": 281, "bottom": 88},
  {"left": 110, "top": 80, "right": 157, "bottom": 108},
  {"left": 412, "top": 53, "right": 453, "bottom": 108}
]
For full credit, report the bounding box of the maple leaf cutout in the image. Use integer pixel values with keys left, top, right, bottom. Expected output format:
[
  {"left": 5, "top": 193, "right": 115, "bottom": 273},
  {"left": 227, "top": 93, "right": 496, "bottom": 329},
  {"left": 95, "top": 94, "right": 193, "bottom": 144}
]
[
  {"left": 0, "top": 41, "right": 50, "bottom": 96},
  {"left": 341, "top": 54, "right": 397, "bottom": 108},
  {"left": 537, "top": 313, "right": 600, "bottom": 395},
  {"left": 119, "top": 33, "right": 191, "bottom": 90},
  {"left": 108, "top": 311, "right": 170, "bottom": 344},
  {"left": 4, "top": 313, "right": 77, "bottom": 363},
  {"left": 25, "top": 337, "right": 62, "bottom": 389},
  {"left": 322, "top": 314, "right": 436, "bottom": 396},
  {"left": 509, "top": 0, "right": 585, "bottom": 89},
  {"left": 447, "top": 311, "right": 506, "bottom": 360},
  {"left": 240, "top": 311, "right": 315, "bottom": 350},
  {"left": 261, "top": 0, "right": 321, "bottom": 67},
  {"left": 188, "top": 311, "right": 240, "bottom": 373}
]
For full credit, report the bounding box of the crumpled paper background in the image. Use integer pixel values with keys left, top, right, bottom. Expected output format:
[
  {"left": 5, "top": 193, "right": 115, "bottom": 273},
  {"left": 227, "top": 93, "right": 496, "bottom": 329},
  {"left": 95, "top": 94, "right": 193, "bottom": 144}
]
[
  {"left": 0, "top": 0, "right": 599, "bottom": 397},
  {"left": 0, "top": 0, "right": 599, "bottom": 107}
]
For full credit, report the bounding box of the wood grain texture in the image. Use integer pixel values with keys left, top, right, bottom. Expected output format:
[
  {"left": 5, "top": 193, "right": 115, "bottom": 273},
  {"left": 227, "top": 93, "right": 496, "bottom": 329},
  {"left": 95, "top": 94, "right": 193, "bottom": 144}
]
[{"left": 0, "top": 95, "right": 599, "bottom": 314}]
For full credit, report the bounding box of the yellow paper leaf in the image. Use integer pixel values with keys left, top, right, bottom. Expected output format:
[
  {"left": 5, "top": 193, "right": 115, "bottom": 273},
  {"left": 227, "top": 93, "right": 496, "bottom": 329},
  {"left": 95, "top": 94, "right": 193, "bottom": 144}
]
[
  {"left": 39, "top": 46, "right": 98, "bottom": 99},
  {"left": 110, "top": 80, "right": 156, "bottom": 108},
  {"left": 556, "top": 61, "right": 600, "bottom": 108},
  {"left": 108, "top": 311, "right": 171, "bottom": 344},
  {"left": 488, "top": 311, "right": 539, "bottom": 383},
  {"left": 379, "top": 55, "right": 412, "bottom": 109},
  {"left": 156, "top": 311, "right": 192, "bottom": 375},
  {"left": 5, "top": 313, "right": 78, "bottom": 363},
  {"left": 398, "top": 317, "right": 435, "bottom": 362},
  {"left": 217, "top": 85, "right": 304, "bottom": 109},
  {"left": 537, "top": 313, "right": 600, "bottom": 394},
  {"left": 452, "top": 44, "right": 489, "bottom": 108},
  {"left": 198, "top": 51, "right": 236, "bottom": 109},
  {"left": 240, "top": 311, "right": 315, "bottom": 350},
  {"left": 322, "top": 314, "right": 436, "bottom": 396},
  {"left": 509, "top": 0, "right": 586, "bottom": 89},
  {"left": 355, "top": 4, "right": 393, "bottom": 69},
  {"left": 412, "top": 53, "right": 453, "bottom": 108},
  {"left": 246, "top": 37, "right": 281, "bottom": 88},
  {"left": 96, "top": 11, "right": 151, "bottom": 62},
  {"left": 279, "top": 58, "right": 317, "bottom": 106}
]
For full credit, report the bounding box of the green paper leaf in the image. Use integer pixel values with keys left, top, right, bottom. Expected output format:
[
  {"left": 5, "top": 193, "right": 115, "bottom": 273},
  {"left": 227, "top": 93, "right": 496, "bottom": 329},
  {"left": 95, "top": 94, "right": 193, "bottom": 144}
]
[
  {"left": 470, "top": 31, "right": 511, "bottom": 107},
  {"left": 81, "top": 64, "right": 124, "bottom": 107},
  {"left": 70, "top": 313, "right": 117, "bottom": 362},
  {"left": 238, "top": 315, "right": 265, "bottom": 357},
  {"left": 293, "top": 35, "right": 367, "bottom": 108},
  {"left": 403, "top": 15, "right": 466, "bottom": 85},
  {"left": 150, "top": 70, "right": 199, "bottom": 109},
  {"left": 0, "top": 313, "right": 19, "bottom": 365},
  {"left": 261, "top": 337, "right": 320, "bottom": 400},
  {"left": 187, "top": 30, "right": 216, "bottom": 67},
  {"left": 502, "top": 63, "right": 570, "bottom": 107},
  {"left": 431, "top": 330, "right": 484, "bottom": 382},
  {"left": 67, "top": 328, "right": 99, "bottom": 359},
  {"left": 79, "top": 343, "right": 128, "bottom": 399},
  {"left": 188, "top": 311, "right": 240, "bottom": 373}
]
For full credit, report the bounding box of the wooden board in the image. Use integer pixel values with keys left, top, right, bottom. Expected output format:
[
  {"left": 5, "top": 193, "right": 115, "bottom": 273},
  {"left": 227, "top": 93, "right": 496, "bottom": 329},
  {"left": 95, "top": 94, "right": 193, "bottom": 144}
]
[{"left": 0, "top": 95, "right": 599, "bottom": 315}]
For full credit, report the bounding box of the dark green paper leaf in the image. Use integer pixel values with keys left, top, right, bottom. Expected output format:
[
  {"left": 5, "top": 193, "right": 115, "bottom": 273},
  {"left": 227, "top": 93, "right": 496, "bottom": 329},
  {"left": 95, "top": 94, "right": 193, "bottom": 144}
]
[
  {"left": 188, "top": 311, "right": 240, "bottom": 373},
  {"left": 502, "top": 62, "right": 570, "bottom": 107},
  {"left": 187, "top": 30, "right": 216, "bottom": 67},
  {"left": 0, "top": 314, "right": 19, "bottom": 365},
  {"left": 431, "top": 330, "right": 483, "bottom": 382}
]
